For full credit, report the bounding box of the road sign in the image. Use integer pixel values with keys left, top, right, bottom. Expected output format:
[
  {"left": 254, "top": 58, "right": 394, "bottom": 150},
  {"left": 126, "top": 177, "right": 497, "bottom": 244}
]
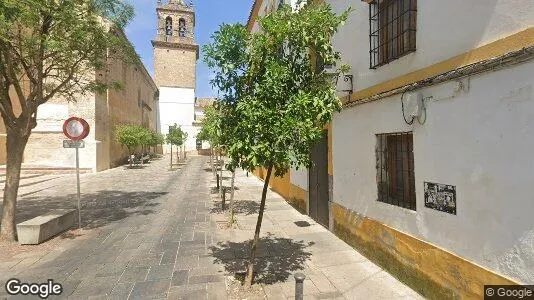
[
  {"left": 62, "top": 116, "right": 89, "bottom": 232},
  {"left": 63, "top": 117, "right": 90, "bottom": 141},
  {"left": 63, "top": 140, "right": 85, "bottom": 148}
]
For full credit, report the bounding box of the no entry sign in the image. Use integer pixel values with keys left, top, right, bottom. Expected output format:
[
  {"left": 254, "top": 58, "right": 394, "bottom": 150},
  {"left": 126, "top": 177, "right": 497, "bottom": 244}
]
[
  {"left": 62, "top": 116, "right": 90, "bottom": 232},
  {"left": 63, "top": 117, "right": 90, "bottom": 141}
]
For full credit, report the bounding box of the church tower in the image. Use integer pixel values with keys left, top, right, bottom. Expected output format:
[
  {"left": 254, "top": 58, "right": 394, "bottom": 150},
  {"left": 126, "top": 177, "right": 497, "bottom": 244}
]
[{"left": 152, "top": 0, "right": 199, "bottom": 152}]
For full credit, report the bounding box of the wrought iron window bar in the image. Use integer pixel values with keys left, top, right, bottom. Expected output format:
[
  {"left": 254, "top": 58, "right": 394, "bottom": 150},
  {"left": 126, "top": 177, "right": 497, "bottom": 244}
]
[
  {"left": 376, "top": 132, "right": 416, "bottom": 210},
  {"left": 369, "top": 0, "right": 417, "bottom": 69}
]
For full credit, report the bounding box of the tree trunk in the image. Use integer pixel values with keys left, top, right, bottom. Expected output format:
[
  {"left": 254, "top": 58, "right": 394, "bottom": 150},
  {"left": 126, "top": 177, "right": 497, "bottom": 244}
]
[
  {"left": 0, "top": 129, "right": 30, "bottom": 241},
  {"left": 229, "top": 170, "right": 236, "bottom": 225},
  {"left": 211, "top": 148, "right": 216, "bottom": 179},
  {"left": 219, "top": 160, "right": 223, "bottom": 199},
  {"left": 244, "top": 164, "right": 273, "bottom": 288},
  {"left": 170, "top": 145, "right": 173, "bottom": 169}
]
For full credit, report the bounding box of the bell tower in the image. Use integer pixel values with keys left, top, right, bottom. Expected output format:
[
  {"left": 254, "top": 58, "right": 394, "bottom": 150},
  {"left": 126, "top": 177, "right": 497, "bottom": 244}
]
[
  {"left": 152, "top": 0, "right": 198, "bottom": 88},
  {"left": 152, "top": 0, "right": 199, "bottom": 152}
]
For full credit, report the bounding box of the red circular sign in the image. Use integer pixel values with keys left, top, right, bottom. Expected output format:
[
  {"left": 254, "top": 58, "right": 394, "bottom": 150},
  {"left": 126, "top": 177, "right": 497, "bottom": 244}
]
[{"left": 63, "top": 117, "right": 90, "bottom": 141}]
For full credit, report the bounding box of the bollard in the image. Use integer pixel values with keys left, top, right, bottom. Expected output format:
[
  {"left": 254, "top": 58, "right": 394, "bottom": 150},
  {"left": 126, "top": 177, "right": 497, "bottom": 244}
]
[
  {"left": 216, "top": 174, "right": 220, "bottom": 190},
  {"left": 294, "top": 273, "right": 305, "bottom": 300}
]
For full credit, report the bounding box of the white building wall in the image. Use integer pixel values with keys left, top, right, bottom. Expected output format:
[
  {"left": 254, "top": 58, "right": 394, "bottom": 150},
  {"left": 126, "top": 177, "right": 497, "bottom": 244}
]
[
  {"left": 290, "top": 166, "right": 308, "bottom": 191},
  {"left": 329, "top": 0, "right": 534, "bottom": 92},
  {"left": 332, "top": 60, "right": 534, "bottom": 284},
  {"left": 158, "top": 86, "right": 198, "bottom": 152},
  {"left": 27, "top": 95, "right": 98, "bottom": 171}
]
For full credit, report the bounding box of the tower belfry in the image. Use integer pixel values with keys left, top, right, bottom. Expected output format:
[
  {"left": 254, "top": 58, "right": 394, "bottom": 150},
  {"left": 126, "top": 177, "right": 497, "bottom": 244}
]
[
  {"left": 152, "top": 0, "right": 198, "bottom": 88},
  {"left": 152, "top": 0, "right": 199, "bottom": 152}
]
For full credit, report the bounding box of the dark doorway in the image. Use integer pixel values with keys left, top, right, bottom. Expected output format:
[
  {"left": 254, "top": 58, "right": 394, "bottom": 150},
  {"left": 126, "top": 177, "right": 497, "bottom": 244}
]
[{"left": 309, "top": 130, "right": 329, "bottom": 227}]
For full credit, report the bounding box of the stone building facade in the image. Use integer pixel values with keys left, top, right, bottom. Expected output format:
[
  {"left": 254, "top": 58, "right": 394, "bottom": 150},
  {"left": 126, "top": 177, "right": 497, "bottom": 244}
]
[
  {"left": 153, "top": 0, "right": 199, "bottom": 153},
  {"left": 0, "top": 29, "right": 159, "bottom": 173}
]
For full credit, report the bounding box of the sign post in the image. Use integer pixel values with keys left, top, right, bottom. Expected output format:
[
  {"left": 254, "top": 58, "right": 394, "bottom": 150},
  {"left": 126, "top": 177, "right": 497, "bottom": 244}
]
[{"left": 62, "top": 117, "right": 90, "bottom": 232}]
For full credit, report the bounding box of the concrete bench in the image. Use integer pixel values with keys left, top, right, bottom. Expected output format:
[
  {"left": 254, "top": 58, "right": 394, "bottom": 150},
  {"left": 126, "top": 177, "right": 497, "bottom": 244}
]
[{"left": 16, "top": 209, "right": 76, "bottom": 245}]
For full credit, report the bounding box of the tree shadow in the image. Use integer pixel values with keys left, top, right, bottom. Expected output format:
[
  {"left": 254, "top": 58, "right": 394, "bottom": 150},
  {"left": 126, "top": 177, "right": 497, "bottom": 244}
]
[
  {"left": 209, "top": 233, "right": 314, "bottom": 285},
  {"left": 210, "top": 200, "right": 260, "bottom": 215},
  {"left": 123, "top": 165, "right": 147, "bottom": 170},
  {"left": 0, "top": 190, "right": 167, "bottom": 230},
  {"left": 210, "top": 186, "right": 241, "bottom": 195}
]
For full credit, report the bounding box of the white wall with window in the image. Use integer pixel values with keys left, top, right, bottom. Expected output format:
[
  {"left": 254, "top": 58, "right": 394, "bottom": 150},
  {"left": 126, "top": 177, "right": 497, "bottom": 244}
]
[
  {"left": 329, "top": 0, "right": 534, "bottom": 92},
  {"left": 332, "top": 59, "right": 534, "bottom": 284}
]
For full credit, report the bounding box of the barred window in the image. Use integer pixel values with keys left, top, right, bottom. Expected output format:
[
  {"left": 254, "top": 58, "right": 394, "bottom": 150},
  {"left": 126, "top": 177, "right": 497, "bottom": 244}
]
[
  {"left": 376, "top": 132, "right": 416, "bottom": 210},
  {"left": 369, "top": 0, "right": 417, "bottom": 69}
]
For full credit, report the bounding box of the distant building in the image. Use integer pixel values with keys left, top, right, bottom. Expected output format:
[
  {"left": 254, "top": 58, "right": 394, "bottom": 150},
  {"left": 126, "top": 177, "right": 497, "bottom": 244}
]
[
  {"left": 152, "top": 0, "right": 199, "bottom": 153},
  {"left": 0, "top": 28, "right": 160, "bottom": 173}
]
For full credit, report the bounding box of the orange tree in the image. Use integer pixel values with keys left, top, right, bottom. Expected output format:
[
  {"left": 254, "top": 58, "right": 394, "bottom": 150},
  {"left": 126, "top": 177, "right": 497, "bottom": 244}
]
[{"left": 224, "top": 2, "right": 350, "bottom": 287}]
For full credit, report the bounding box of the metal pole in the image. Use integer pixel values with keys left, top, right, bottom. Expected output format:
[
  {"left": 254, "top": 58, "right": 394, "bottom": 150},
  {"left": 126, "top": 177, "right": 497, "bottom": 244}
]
[
  {"left": 294, "top": 273, "right": 305, "bottom": 300},
  {"left": 75, "top": 146, "right": 81, "bottom": 231}
]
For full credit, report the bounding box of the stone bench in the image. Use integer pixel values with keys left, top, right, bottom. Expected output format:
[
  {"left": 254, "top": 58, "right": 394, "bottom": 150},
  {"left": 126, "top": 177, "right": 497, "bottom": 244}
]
[{"left": 16, "top": 209, "right": 77, "bottom": 245}]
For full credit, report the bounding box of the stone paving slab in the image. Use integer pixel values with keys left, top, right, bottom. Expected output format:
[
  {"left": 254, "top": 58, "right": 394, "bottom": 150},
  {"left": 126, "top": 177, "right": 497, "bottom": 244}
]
[
  {"left": 210, "top": 163, "right": 424, "bottom": 300},
  {"left": 1, "top": 155, "right": 423, "bottom": 300},
  {"left": 0, "top": 156, "right": 228, "bottom": 300}
]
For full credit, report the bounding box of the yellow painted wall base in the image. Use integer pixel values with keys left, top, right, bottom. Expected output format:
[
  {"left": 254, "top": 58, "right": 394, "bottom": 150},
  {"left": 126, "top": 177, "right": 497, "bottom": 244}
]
[
  {"left": 288, "top": 184, "right": 307, "bottom": 214},
  {"left": 251, "top": 168, "right": 308, "bottom": 213},
  {"left": 331, "top": 202, "right": 517, "bottom": 299}
]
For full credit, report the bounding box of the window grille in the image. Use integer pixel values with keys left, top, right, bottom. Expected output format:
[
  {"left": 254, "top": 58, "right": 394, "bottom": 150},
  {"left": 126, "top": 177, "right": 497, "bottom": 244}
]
[
  {"left": 376, "top": 132, "right": 416, "bottom": 210},
  {"left": 369, "top": 0, "right": 417, "bottom": 69}
]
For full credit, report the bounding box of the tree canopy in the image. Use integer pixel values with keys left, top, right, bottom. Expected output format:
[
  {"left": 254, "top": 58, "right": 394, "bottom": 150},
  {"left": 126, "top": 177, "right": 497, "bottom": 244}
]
[
  {"left": 197, "top": 104, "right": 222, "bottom": 150},
  {"left": 115, "top": 124, "right": 151, "bottom": 154},
  {"left": 226, "top": 2, "right": 349, "bottom": 177},
  {"left": 166, "top": 123, "right": 187, "bottom": 146}
]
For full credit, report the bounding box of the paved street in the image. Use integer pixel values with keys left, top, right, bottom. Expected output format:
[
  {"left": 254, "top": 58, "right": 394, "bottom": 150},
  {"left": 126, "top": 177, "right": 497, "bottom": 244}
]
[{"left": 0, "top": 155, "right": 421, "bottom": 299}]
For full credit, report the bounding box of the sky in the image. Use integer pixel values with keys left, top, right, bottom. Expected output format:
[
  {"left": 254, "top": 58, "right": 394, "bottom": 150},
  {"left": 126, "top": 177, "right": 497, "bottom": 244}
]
[{"left": 124, "top": 0, "right": 252, "bottom": 98}]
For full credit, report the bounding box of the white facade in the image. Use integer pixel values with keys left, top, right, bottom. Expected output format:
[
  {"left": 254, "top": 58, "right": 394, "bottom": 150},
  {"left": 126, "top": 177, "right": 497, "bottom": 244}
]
[
  {"left": 333, "top": 61, "right": 534, "bottom": 283},
  {"left": 327, "top": 0, "right": 534, "bottom": 285},
  {"left": 158, "top": 87, "right": 199, "bottom": 152},
  {"left": 331, "top": 0, "right": 534, "bottom": 92}
]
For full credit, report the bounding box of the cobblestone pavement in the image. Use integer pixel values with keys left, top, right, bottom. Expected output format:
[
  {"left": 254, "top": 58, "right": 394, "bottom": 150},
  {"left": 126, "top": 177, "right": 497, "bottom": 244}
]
[
  {"left": 0, "top": 156, "right": 225, "bottom": 299},
  {"left": 211, "top": 165, "right": 424, "bottom": 300},
  {"left": 0, "top": 155, "right": 423, "bottom": 300}
]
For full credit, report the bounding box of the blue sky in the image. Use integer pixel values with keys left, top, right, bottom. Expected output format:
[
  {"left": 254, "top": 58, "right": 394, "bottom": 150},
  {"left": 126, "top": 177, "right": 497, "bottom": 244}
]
[{"left": 124, "top": 0, "right": 252, "bottom": 97}]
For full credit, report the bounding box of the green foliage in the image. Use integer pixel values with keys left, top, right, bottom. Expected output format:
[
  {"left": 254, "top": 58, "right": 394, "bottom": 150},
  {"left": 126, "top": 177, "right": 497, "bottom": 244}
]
[
  {"left": 197, "top": 105, "right": 222, "bottom": 149},
  {"left": 203, "top": 24, "right": 249, "bottom": 166},
  {"left": 221, "top": 2, "right": 349, "bottom": 177},
  {"left": 166, "top": 124, "right": 187, "bottom": 146},
  {"left": 115, "top": 124, "right": 150, "bottom": 154},
  {"left": 150, "top": 131, "right": 165, "bottom": 147},
  {"left": 0, "top": 0, "right": 137, "bottom": 130}
]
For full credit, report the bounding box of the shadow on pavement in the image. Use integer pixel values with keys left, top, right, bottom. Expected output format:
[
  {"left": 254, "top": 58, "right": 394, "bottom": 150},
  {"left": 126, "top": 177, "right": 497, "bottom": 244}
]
[
  {"left": 209, "top": 233, "right": 314, "bottom": 285},
  {"left": 210, "top": 186, "right": 240, "bottom": 195},
  {"left": 0, "top": 190, "right": 167, "bottom": 229},
  {"left": 210, "top": 200, "right": 260, "bottom": 215}
]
